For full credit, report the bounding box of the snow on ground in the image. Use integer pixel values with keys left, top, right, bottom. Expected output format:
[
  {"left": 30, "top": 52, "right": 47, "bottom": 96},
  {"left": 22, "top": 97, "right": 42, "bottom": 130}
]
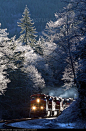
[
  {"left": 7, "top": 100, "right": 86, "bottom": 129},
  {"left": 56, "top": 99, "right": 86, "bottom": 129},
  {"left": 0, "top": 123, "right": 4, "bottom": 129},
  {"left": 57, "top": 100, "right": 79, "bottom": 123},
  {"left": 8, "top": 118, "right": 75, "bottom": 129}
]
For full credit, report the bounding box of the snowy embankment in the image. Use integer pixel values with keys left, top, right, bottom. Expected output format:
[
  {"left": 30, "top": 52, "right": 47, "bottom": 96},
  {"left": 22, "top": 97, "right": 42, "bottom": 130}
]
[
  {"left": 7, "top": 100, "right": 86, "bottom": 129},
  {"left": 7, "top": 118, "right": 75, "bottom": 129},
  {"left": 57, "top": 99, "right": 86, "bottom": 129}
]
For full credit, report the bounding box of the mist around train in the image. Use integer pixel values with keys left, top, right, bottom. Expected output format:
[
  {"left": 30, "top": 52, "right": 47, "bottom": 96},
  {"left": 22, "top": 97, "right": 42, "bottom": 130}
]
[{"left": 42, "top": 86, "right": 78, "bottom": 99}]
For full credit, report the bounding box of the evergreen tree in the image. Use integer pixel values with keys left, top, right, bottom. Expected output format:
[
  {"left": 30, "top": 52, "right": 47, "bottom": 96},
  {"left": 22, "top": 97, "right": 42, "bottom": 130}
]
[
  {"left": 34, "top": 36, "right": 45, "bottom": 55},
  {"left": 17, "top": 5, "right": 37, "bottom": 46}
]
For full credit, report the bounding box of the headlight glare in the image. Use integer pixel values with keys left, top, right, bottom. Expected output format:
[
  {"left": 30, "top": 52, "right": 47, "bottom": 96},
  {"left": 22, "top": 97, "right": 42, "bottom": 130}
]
[
  {"left": 37, "top": 98, "right": 40, "bottom": 103},
  {"left": 32, "top": 106, "right": 36, "bottom": 110},
  {"left": 40, "top": 106, "right": 44, "bottom": 110}
]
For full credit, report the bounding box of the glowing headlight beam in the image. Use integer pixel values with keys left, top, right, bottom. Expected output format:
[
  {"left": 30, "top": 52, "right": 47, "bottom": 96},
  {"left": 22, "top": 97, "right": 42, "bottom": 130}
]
[
  {"left": 37, "top": 98, "right": 40, "bottom": 103},
  {"left": 32, "top": 106, "right": 36, "bottom": 110},
  {"left": 40, "top": 106, "right": 44, "bottom": 110}
]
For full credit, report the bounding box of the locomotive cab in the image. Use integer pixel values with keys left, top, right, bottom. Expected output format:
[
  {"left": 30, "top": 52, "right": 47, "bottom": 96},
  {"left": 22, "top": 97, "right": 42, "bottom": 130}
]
[{"left": 30, "top": 94, "right": 46, "bottom": 117}]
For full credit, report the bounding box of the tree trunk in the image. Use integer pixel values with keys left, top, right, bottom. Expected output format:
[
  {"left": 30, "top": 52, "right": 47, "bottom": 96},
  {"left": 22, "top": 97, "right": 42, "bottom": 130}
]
[{"left": 66, "top": 15, "right": 77, "bottom": 85}]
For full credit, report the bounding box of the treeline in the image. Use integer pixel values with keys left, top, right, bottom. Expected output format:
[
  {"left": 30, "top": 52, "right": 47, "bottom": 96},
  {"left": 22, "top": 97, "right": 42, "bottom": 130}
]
[{"left": 0, "top": 0, "right": 69, "bottom": 38}]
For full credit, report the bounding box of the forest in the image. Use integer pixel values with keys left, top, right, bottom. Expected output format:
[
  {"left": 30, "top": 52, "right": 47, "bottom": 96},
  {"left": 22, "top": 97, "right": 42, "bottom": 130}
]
[
  {"left": 0, "top": 0, "right": 70, "bottom": 38},
  {"left": 0, "top": 0, "right": 86, "bottom": 120}
]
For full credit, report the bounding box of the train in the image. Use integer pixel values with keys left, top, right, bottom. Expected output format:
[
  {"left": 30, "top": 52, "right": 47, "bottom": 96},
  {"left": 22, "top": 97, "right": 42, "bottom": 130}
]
[{"left": 30, "top": 93, "right": 73, "bottom": 117}]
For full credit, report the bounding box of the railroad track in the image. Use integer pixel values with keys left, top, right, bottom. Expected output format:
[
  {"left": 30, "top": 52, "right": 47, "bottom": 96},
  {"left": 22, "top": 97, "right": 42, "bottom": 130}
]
[
  {"left": 3, "top": 116, "right": 58, "bottom": 129},
  {"left": 3, "top": 118, "right": 37, "bottom": 129}
]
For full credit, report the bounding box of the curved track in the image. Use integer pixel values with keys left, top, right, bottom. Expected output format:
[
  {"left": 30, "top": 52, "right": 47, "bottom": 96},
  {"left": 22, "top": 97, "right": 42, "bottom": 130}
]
[
  {"left": 3, "top": 116, "right": 58, "bottom": 129},
  {"left": 3, "top": 118, "right": 37, "bottom": 129}
]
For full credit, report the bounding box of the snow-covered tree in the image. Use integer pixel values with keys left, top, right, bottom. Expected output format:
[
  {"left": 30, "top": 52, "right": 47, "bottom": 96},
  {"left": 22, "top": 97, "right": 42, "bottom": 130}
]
[
  {"left": 0, "top": 23, "right": 10, "bottom": 94},
  {"left": 14, "top": 40, "right": 46, "bottom": 93},
  {"left": 62, "top": 58, "right": 78, "bottom": 89},
  {"left": 40, "top": 41, "right": 66, "bottom": 86},
  {"left": 0, "top": 23, "right": 26, "bottom": 97},
  {"left": 17, "top": 5, "right": 37, "bottom": 46},
  {"left": 23, "top": 65, "right": 45, "bottom": 94},
  {"left": 72, "top": 0, "right": 86, "bottom": 36},
  {"left": 34, "top": 36, "right": 45, "bottom": 55},
  {"left": 43, "top": 2, "right": 80, "bottom": 89},
  {"left": 71, "top": 0, "right": 86, "bottom": 118}
]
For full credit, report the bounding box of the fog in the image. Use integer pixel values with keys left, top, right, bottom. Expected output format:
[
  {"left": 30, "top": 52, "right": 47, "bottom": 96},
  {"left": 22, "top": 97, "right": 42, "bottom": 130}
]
[{"left": 42, "top": 86, "right": 78, "bottom": 99}]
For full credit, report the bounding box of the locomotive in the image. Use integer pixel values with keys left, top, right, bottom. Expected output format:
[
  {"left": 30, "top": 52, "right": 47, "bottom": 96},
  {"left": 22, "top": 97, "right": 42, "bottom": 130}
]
[{"left": 30, "top": 93, "right": 73, "bottom": 117}]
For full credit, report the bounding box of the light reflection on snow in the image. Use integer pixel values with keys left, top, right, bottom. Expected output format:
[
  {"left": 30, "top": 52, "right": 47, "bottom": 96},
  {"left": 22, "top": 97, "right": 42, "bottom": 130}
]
[
  {"left": 57, "top": 123, "right": 75, "bottom": 129},
  {"left": 8, "top": 120, "right": 75, "bottom": 129},
  {"left": 46, "top": 117, "right": 57, "bottom": 119},
  {"left": 9, "top": 121, "right": 44, "bottom": 129}
]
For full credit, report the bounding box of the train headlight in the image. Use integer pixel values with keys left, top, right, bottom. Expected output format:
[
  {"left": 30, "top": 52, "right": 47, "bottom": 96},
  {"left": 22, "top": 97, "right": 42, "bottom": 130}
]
[
  {"left": 37, "top": 98, "right": 40, "bottom": 103},
  {"left": 32, "top": 106, "right": 36, "bottom": 110},
  {"left": 40, "top": 106, "right": 44, "bottom": 110}
]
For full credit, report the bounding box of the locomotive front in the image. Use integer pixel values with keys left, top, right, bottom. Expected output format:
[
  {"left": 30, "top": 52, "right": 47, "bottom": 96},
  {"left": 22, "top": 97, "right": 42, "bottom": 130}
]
[{"left": 30, "top": 94, "right": 46, "bottom": 117}]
